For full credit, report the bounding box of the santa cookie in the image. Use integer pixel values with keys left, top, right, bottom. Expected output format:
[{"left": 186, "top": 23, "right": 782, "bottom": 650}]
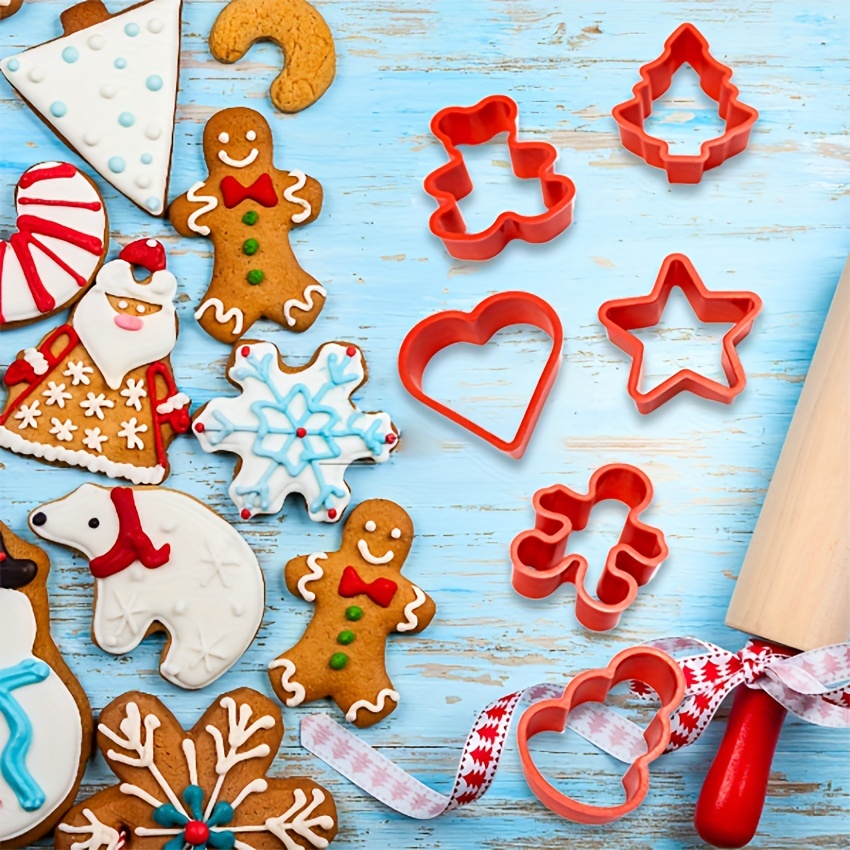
[
  {"left": 29, "top": 483, "right": 266, "bottom": 690},
  {"left": 193, "top": 340, "right": 399, "bottom": 522},
  {"left": 1, "top": 0, "right": 182, "bottom": 215},
  {"left": 269, "top": 500, "right": 436, "bottom": 728},
  {"left": 0, "top": 521, "right": 91, "bottom": 848},
  {"left": 1, "top": 162, "right": 108, "bottom": 329},
  {"left": 0, "top": 238, "right": 190, "bottom": 484},
  {"left": 169, "top": 107, "right": 326, "bottom": 341},
  {"left": 56, "top": 688, "right": 338, "bottom": 850}
]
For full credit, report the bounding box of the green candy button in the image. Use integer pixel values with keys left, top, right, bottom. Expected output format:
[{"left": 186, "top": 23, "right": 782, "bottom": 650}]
[
  {"left": 243, "top": 238, "right": 259, "bottom": 256},
  {"left": 242, "top": 210, "right": 258, "bottom": 226},
  {"left": 345, "top": 606, "right": 363, "bottom": 622},
  {"left": 329, "top": 652, "right": 348, "bottom": 670},
  {"left": 337, "top": 630, "right": 355, "bottom": 645},
  {"left": 247, "top": 269, "right": 264, "bottom": 285}
]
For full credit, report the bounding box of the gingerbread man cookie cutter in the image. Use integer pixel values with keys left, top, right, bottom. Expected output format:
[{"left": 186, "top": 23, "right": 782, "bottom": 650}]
[
  {"left": 423, "top": 95, "right": 577, "bottom": 260},
  {"left": 511, "top": 464, "right": 668, "bottom": 631}
]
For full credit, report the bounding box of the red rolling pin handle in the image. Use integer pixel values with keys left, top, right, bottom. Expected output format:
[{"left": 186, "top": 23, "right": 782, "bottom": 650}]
[{"left": 694, "top": 684, "right": 788, "bottom": 848}]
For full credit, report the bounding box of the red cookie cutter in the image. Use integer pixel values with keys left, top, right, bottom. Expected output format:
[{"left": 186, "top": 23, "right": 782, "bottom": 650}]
[
  {"left": 510, "top": 464, "right": 667, "bottom": 631},
  {"left": 518, "top": 646, "right": 685, "bottom": 824},
  {"left": 397, "top": 290, "right": 563, "bottom": 459},
  {"left": 598, "top": 253, "right": 762, "bottom": 414},
  {"left": 611, "top": 22, "right": 758, "bottom": 183},
  {"left": 423, "top": 95, "right": 577, "bottom": 260}
]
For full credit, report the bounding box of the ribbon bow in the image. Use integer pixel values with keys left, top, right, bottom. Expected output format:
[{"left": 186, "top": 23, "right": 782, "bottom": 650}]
[
  {"left": 338, "top": 565, "right": 397, "bottom": 608},
  {"left": 220, "top": 173, "right": 279, "bottom": 209},
  {"left": 642, "top": 637, "right": 850, "bottom": 751}
]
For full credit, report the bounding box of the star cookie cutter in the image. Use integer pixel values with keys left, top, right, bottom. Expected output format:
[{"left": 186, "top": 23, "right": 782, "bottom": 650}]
[
  {"left": 598, "top": 253, "right": 763, "bottom": 414},
  {"left": 510, "top": 464, "right": 668, "bottom": 631},
  {"left": 611, "top": 22, "right": 758, "bottom": 183},
  {"left": 397, "top": 291, "right": 563, "bottom": 459},
  {"left": 518, "top": 646, "right": 685, "bottom": 824},
  {"left": 423, "top": 95, "right": 577, "bottom": 260}
]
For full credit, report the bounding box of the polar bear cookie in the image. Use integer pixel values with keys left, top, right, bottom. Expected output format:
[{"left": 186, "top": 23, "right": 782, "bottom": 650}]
[
  {"left": 0, "top": 521, "right": 91, "bottom": 849},
  {"left": 269, "top": 500, "right": 436, "bottom": 728},
  {"left": 29, "top": 483, "right": 266, "bottom": 689}
]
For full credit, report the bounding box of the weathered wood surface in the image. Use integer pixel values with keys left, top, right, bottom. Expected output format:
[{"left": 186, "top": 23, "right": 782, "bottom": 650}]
[{"left": 1, "top": 0, "right": 848, "bottom": 847}]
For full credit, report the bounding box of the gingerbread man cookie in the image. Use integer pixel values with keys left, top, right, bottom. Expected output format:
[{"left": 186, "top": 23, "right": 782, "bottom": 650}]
[
  {"left": 56, "top": 687, "right": 338, "bottom": 850},
  {"left": 268, "top": 500, "right": 436, "bottom": 728},
  {"left": 169, "top": 107, "right": 325, "bottom": 342},
  {"left": 0, "top": 0, "right": 25, "bottom": 20}
]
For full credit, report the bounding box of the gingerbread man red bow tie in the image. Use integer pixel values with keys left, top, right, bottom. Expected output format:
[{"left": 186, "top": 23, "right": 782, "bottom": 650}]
[
  {"left": 338, "top": 565, "right": 398, "bottom": 608},
  {"left": 220, "top": 173, "right": 279, "bottom": 208}
]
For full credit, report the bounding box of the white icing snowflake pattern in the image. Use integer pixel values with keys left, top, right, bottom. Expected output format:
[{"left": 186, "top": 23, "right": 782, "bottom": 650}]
[
  {"left": 82, "top": 427, "right": 108, "bottom": 453},
  {"left": 120, "top": 378, "right": 147, "bottom": 411},
  {"left": 43, "top": 381, "right": 73, "bottom": 408},
  {"left": 64, "top": 360, "right": 94, "bottom": 386},
  {"left": 194, "top": 342, "right": 398, "bottom": 522},
  {"left": 50, "top": 417, "right": 78, "bottom": 442},
  {"left": 57, "top": 692, "right": 337, "bottom": 850},
  {"left": 14, "top": 400, "right": 42, "bottom": 430},
  {"left": 80, "top": 392, "right": 115, "bottom": 420},
  {"left": 117, "top": 418, "right": 147, "bottom": 450}
]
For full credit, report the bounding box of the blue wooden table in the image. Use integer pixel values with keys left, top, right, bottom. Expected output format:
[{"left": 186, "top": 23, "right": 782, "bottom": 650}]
[{"left": 2, "top": 1, "right": 848, "bottom": 847}]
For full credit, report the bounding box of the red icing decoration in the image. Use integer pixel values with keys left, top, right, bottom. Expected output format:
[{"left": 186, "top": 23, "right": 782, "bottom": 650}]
[
  {"left": 194, "top": 422, "right": 205, "bottom": 433},
  {"left": 119, "top": 239, "right": 167, "bottom": 273},
  {"left": 220, "top": 173, "right": 279, "bottom": 209},
  {"left": 385, "top": 433, "right": 397, "bottom": 445},
  {"left": 241, "top": 346, "right": 251, "bottom": 357},
  {"left": 338, "top": 565, "right": 398, "bottom": 608},
  {"left": 345, "top": 346, "right": 356, "bottom": 357},
  {"left": 240, "top": 508, "right": 251, "bottom": 519},
  {"left": 327, "top": 508, "right": 337, "bottom": 520},
  {"left": 296, "top": 427, "right": 307, "bottom": 438},
  {"left": 184, "top": 822, "right": 210, "bottom": 846},
  {"left": 88, "top": 488, "right": 171, "bottom": 579}
]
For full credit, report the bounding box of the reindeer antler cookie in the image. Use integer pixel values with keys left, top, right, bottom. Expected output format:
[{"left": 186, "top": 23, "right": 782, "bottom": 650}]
[
  {"left": 269, "top": 500, "right": 436, "bottom": 727},
  {"left": 56, "top": 687, "right": 338, "bottom": 850}
]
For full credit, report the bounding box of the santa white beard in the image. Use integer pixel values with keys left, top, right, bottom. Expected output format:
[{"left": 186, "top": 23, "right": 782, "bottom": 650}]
[{"left": 74, "top": 288, "right": 178, "bottom": 390}]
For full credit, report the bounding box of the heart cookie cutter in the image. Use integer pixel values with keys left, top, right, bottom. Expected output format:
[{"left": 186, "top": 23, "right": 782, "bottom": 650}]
[
  {"left": 510, "top": 464, "right": 668, "bottom": 631},
  {"left": 611, "top": 22, "right": 758, "bottom": 183},
  {"left": 518, "top": 646, "right": 685, "bottom": 824},
  {"left": 397, "top": 291, "right": 563, "bottom": 459},
  {"left": 597, "top": 253, "right": 763, "bottom": 414},
  {"left": 423, "top": 95, "right": 577, "bottom": 260}
]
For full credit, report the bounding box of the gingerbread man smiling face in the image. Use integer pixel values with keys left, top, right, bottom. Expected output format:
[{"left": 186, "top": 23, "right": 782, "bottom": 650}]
[
  {"left": 169, "top": 107, "right": 325, "bottom": 343},
  {"left": 269, "top": 500, "right": 436, "bottom": 728}
]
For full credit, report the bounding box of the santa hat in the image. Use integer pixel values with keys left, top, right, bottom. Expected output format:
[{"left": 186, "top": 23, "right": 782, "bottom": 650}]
[{"left": 94, "top": 238, "right": 177, "bottom": 306}]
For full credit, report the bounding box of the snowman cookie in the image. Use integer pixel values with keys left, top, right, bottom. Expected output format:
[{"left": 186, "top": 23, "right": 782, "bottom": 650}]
[
  {"left": 0, "top": 521, "right": 91, "bottom": 849},
  {"left": 29, "top": 483, "right": 266, "bottom": 690},
  {"left": 56, "top": 687, "right": 338, "bottom": 850},
  {"left": 268, "top": 500, "right": 436, "bottom": 727},
  {"left": 169, "top": 107, "right": 326, "bottom": 341}
]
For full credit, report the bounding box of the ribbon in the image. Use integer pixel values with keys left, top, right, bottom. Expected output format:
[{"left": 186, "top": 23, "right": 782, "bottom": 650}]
[
  {"left": 220, "top": 174, "right": 279, "bottom": 209},
  {"left": 338, "top": 566, "right": 398, "bottom": 608},
  {"left": 301, "top": 638, "right": 850, "bottom": 819}
]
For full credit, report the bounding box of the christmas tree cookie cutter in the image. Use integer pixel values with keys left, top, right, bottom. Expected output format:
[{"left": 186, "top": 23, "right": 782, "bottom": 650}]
[
  {"left": 510, "top": 464, "right": 668, "bottom": 631},
  {"left": 597, "top": 253, "right": 763, "bottom": 414},
  {"left": 397, "top": 291, "right": 563, "bottom": 459},
  {"left": 423, "top": 95, "right": 577, "bottom": 260},
  {"left": 611, "top": 22, "right": 758, "bottom": 183},
  {"left": 518, "top": 646, "right": 685, "bottom": 824}
]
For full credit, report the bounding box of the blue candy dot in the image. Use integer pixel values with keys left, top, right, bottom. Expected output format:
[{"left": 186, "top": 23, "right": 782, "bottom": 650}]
[
  {"left": 145, "top": 197, "right": 159, "bottom": 211},
  {"left": 114, "top": 57, "right": 128, "bottom": 69},
  {"left": 124, "top": 23, "right": 140, "bottom": 37},
  {"left": 118, "top": 112, "right": 135, "bottom": 127},
  {"left": 6, "top": 59, "right": 20, "bottom": 72},
  {"left": 108, "top": 156, "right": 126, "bottom": 173},
  {"left": 50, "top": 101, "right": 67, "bottom": 118},
  {"left": 62, "top": 47, "right": 79, "bottom": 63},
  {"left": 145, "top": 74, "right": 163, "bottom": 92},
  {"left": 140, "top": 152, "right": 153, "bottom": 164}
]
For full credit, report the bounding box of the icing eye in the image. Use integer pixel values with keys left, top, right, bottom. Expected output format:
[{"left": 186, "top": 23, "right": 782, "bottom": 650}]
[
  {"left": 136, "top": 305, "right": 146, "bottom": 313},
  {"left": 218, "top": 131, "right": 230, "bottom": 144},
  {"left": 88, "top": 518, "right": 100, "bottom": 529},
  {"left": 246, "top": 130, "right": 257, "bottom": 141},
  {"left": 31, "top": 512, "right": 46, "bottom": 527},
  {"left": 118, "top": 300, "right": 128, "bottom": 309},
  {"left": 391, "top": 528, "right": 401, "bottom": 539},
  {"left": 365, "top": 520, "right": 376, "bottom": 533}
]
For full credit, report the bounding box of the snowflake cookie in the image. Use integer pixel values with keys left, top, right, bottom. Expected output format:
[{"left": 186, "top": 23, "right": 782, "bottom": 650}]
[
  {"left": 55, "top": 688, "right": 338, "bottom": 850},
  {"left": 193, "top": 341, "right": 399, "bottom": 522}
]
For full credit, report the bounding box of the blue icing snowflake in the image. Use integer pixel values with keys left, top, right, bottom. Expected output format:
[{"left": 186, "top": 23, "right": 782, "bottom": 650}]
[{"left": 196, "top": 342, "right": 398, "bottom": 521}]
